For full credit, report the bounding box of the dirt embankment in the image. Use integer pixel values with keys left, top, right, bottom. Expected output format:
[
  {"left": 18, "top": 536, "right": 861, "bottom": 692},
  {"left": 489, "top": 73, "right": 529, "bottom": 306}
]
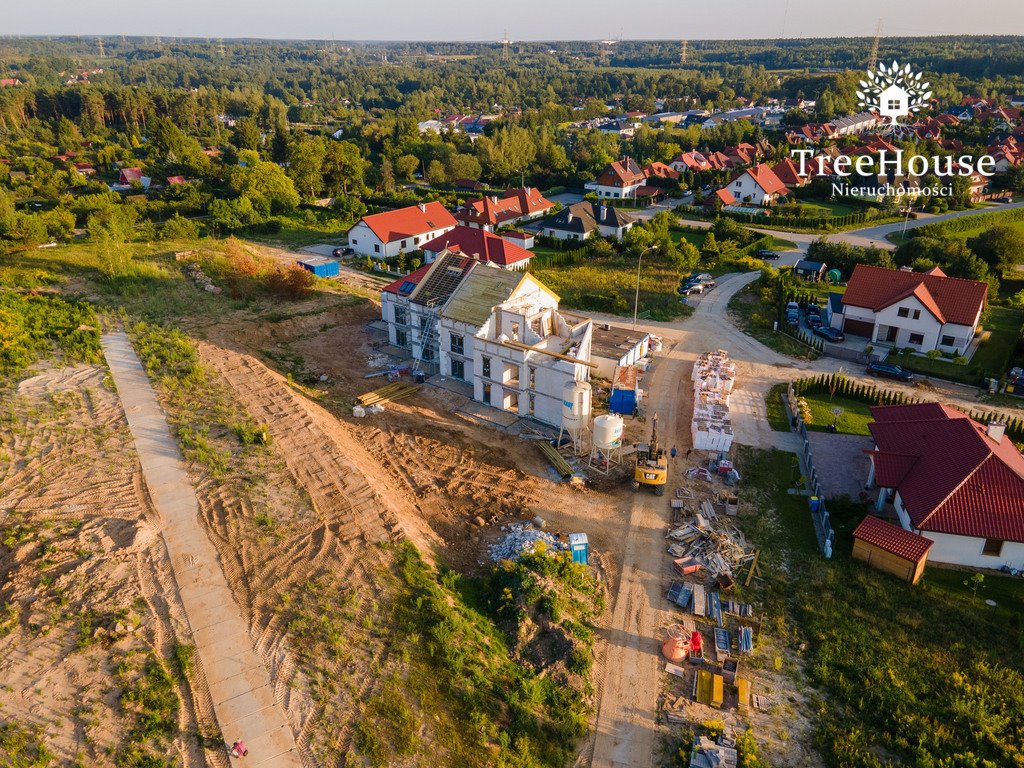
[{"left": 0, "top": 365, "right": 214, "bottom": 767}]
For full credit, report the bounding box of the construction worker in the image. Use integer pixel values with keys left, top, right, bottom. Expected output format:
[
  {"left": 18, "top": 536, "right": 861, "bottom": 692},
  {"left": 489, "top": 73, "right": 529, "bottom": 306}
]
[{"left": 230, "top": 740, "right": 249, "bottom": 758}]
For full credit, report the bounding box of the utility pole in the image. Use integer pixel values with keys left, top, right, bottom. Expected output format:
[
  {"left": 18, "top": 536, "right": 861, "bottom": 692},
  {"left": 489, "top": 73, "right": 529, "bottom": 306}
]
[
  {"left": 680, "top": 39, "right": 688, "bottom": 66},
  {"left": 217, "top": 39, "right": 226, "bottom": 58},
  {"left": 868, "top": 18, "right": 883, "bottom": 70},
  {"left": 97, "top": 38, "right": 105, "bottom": 59}
]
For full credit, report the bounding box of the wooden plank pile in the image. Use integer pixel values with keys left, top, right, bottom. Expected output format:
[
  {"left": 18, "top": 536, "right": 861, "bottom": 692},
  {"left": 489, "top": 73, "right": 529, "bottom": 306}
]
[
  {"left": 665, "top": 500, "right": 756, "bottom": 582},
  {"left": 537, "top": 441, "right": 573, "bottom": 479},
  {"left": 357, "top": 382, "right": 420, "bottom": 406}
]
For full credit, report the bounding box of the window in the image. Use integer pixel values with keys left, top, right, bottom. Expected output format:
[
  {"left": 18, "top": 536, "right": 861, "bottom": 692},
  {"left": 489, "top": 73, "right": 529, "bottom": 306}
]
[
  {"left": 451, "top": 359, "right": 465, "bottom": 380},
  {"left": 394, "top": 307, "right": 407, "bottom": 325},
  {"left": 401, "top": 240, "right": 407, "bottom": 249},
  {"left": 912, "top": 309, "right": 921, "bottom": 320},
  {"left": 528, "top": 366, "right": 536, "bottom": 388},
  {"left": 528, "top": 393, "right": 535, "bottom": 415},
  {"left": 450, "top": 334, "right": 464, "bottom": 355},
  {"left": 897, "top": 307, "right": 909, "bottom": 318},
  {"left": 395, "top": 329, "right": 407, "bottom": 347},
  {"left": 481, "top": 356, "right": 491, "bottom": 378},
  {"left": 351, "top": 239, "right": 358, "bottom": 244},
  {"left": 908, "top": 333, "right": 924, "bottom": 345},
  {"left": 414, "top": 237, "right": 421, "bottom": 245},
  {"left": 419, "top": 316, "right": 428, "bottom": 330},
  {"left": 887, "top": 99, "right": 902, "bottom": 111},
  {"left": 983, "top": 538, "right": 1004, "bottom": 557},
  {"left": 941, "top": 335, "right": 955, "bottom": 347},
  {"left": 422, "top": 346, "right": 434, "bottom": 362},
  {"left": 374, "top": 244, "right": 380, "bottom": 253}
]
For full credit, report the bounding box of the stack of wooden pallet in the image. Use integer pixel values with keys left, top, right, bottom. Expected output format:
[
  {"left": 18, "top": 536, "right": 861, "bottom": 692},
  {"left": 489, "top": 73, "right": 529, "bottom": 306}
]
[{"left": 357, "top": 382, "right": 420, "bottom": 406}]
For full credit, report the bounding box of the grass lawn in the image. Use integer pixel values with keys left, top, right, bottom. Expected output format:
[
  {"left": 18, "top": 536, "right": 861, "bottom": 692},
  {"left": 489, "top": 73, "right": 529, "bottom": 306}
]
[
  {"left": 533, "top": 253, "right": 693, "bottom": 321},
  {"left": 244, "top": 211, "right": 354, "bottom": 249},
  {"left": 670, "top": 229, "right": 705, "bottom": 249},
  {"left": 727, "top": 283, "right": 821, "bottom": 360},
  {"left": 736, "top": 446, "right": 1024, "bottom": 768},
  {"left": 765, "top": 235, "right": 799, "bottom": 251},
  {"left": 886, "top": 305, "right": 1023, "bottom": 384},
  {"left": 797, "top": 392, "right": 873, "bottom": 435},
  {"left": 765, "top": 383, "right": 791, "bottom": 431}
]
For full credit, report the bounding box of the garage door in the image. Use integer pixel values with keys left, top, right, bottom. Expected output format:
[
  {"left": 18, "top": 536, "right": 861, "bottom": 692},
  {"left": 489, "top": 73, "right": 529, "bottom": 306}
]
[{"left": 843, "top": 318, "right": 874, "bottom": 338}]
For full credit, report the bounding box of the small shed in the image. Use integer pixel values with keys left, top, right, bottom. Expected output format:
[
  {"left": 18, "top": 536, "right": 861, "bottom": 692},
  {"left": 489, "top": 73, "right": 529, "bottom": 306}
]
[
  {"left": 794, "top": 259, "right": 827, "bottom": 282},
  {"left": 299, "top": 257, "right": 339, "bottom": 278},
  {"left": 852, "top": 515, "right": 933, "bottom": 584}
]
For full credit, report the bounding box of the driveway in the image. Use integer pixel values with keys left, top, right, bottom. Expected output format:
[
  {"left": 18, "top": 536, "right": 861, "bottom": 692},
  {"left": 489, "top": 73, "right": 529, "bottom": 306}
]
[{"left": 805, "top": 432, "right": 875, "bottom": 500}]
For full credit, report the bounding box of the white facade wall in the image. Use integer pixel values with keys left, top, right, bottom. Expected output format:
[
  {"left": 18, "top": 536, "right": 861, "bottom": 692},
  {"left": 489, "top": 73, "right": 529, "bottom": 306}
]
[
  {"left": 598, "top": 222, "right": 632, "bottom": 240},
  {"left": 726, "top": 173, "right": 777, "bottom": 206},
  {"left": 381, "top": 292, "right": 412, "bottom": 349},
  {"left": 595, "top": 181, "right": 643, "bottom": 199},
  {"left": 923, "top": 530, "right": 1024, "bottom": 570},
  {"left": 849, "top": 295, "right": 979, "bottom": 353},
  {"left": 348, "top": 220, "right": 456, "bottom": 259},
  {"left": 545, "top": 227, "right": 590, "bottom": 242}
]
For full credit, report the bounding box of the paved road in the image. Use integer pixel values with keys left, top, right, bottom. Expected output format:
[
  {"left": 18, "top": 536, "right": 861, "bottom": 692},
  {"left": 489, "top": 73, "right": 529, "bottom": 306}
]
[{"left": 102, "top": 331, "right": 302, "bottom": 768}]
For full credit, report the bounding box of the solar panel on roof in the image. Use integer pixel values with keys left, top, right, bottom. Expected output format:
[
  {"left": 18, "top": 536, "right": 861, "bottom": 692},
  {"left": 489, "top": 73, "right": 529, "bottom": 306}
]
[{"left": 398, "top": 281, "right": 417, "bottom": 295}]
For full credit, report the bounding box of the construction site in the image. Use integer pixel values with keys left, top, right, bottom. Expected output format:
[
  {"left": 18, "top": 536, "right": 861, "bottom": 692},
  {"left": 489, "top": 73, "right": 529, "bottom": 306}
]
[{"left": 0, "top": 242, "right": 817, "bottom": 768}]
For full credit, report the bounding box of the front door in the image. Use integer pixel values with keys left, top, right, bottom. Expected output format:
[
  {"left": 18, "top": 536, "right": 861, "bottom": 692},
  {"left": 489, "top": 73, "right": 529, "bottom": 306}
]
[{"left": 886, "top": 326, "right": 898, "bottom": 343}]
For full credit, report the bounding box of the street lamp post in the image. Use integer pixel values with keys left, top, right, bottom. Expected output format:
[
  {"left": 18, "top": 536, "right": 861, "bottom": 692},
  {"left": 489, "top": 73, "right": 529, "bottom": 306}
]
[{"left": 633, "top": 245, "right": 659, "bottom": 330}]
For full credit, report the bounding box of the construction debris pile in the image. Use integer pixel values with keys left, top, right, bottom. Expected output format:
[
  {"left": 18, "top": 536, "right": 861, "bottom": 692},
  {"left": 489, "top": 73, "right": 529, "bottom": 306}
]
[
  {"left": 666, "top": 500, "right": 755, "bottom": 585},
  {"left": 691, "top": 350, "right": 735, "bottom": 452},
  {"left": 354, "top": 382, "right": 420, "bottom": 415},
  {"left": 489, "top": 522, "right": 567, "bottom": 562}
]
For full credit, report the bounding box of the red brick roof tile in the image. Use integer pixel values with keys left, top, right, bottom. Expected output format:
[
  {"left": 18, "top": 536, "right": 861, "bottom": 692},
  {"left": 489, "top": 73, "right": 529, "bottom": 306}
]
[
  {"left": 420, "top": 226, "right": 532, "bottom": 267},
  {"left": 842, "top": 264, "right": 987, "bottom": 327},
  {"left": 853, "top": 515, "right": 933, "bottom": 563},
  {"left": 358, "top": 201, "right": 456, "bottom": 244}
]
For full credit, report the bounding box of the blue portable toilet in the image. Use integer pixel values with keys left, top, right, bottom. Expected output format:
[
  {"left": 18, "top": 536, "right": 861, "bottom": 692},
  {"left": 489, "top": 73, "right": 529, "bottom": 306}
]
[
  {"left": 298, "top": 257, "right": 340, "bottom": 278},
  {"left": 568, "top": 533, "right": 589, "bottom": 565},
  {"left": 809, "top": 496, "right": 820, "bottom": 513}
]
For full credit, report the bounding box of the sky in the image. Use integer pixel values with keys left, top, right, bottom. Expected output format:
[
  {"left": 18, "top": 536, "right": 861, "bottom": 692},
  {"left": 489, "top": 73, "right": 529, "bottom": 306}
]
[{"left": 5, "top": 0, "right": 1024, "bottom": 41}]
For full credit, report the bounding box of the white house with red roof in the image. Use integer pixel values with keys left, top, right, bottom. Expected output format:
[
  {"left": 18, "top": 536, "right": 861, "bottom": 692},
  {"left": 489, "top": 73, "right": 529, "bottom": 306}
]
[
  {"left": 420, "top": 226, "right": 533, "bottom": 270},
  {"left": 866, "top": 403, "right": 1024, "bottom": 570},
  {"left": 831, "top": 264, "right": 987, "bottom": 354},
  {"left": 591, "top": 157, "right": 651, "bottom": 200},
  {"left": 454, "top": 187, "right": 553, "bottom": 231},
  {"left": 347, "top": 201, "right": 457, "bottom": 258},
  {"left": 720, "top": 163, "right": 789, "bottom": 206}
]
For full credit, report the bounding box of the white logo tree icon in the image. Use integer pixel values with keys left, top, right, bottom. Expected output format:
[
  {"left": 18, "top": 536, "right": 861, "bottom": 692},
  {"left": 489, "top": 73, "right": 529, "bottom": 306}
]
[{"left": 856, "top": 61, "right": 932, "bottom": 124}]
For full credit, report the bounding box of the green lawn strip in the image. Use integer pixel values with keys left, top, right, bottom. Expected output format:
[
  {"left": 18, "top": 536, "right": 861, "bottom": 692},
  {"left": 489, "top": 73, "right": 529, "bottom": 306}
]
[
  {"left": 735, "top": 446, "right": 1024, "bottom": 768},
  {"left": 796, "top": 393, "right": 873, "bottom": 435},
  {"left": 765, "top": 383, "right": 791, "bottom": 432},
  {"left": 727, "top": 283, "right": 820, "bottom": 360}
]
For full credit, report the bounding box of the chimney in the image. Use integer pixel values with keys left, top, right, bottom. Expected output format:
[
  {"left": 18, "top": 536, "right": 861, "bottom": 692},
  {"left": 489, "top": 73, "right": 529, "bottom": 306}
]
[
  {"left": 987, "top": 421, "right": 1006, "bottom": 444},
  {"left": 491, "top": 195, "right": 499, "bottom": 204},
  {"left": 566, "top": 213, "right": 573, "bottom": 223},
  {"left": 418, "top": 202, "right": 427, "bottom": 213},
  {"left": 599, "top": 204, "right": 608, "bottom": 221}
]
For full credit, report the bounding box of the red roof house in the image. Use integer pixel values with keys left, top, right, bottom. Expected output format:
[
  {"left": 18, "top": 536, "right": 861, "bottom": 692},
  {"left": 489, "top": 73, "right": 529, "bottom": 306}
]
[
  {"left": 347, "top": 201, "right": 457, "bottom": 258},
  {"left": 866, "top": 403, "right": 1024, "bottom": 570},
  {"left": 419, "top": 226, "right": 533, "bottom": 270},
  {"left": 840, "top": 264, "right": 987, "bottom": 338},
  {"left": 454, "top": 187, "right": 552, "bottom": 230}
]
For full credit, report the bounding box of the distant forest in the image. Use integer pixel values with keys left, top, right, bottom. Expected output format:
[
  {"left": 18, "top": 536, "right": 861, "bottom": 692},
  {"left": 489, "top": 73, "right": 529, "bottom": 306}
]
[{"left": 1, "top": 36, "right": 1022, "bottom": 121}]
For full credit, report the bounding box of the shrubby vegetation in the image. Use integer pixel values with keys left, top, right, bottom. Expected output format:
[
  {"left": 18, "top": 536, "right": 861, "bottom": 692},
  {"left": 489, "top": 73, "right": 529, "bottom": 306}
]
[{"left": 0, "top": 292, "right": 101, "bottom": 378}]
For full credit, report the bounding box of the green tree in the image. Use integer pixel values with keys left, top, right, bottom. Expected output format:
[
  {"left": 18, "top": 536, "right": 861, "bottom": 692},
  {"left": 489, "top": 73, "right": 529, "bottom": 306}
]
[
  {"left": 395, "top": 154, "right": 420, "bottom": 181},
  {"left": 88, "top": 206, "right": 139, "bottom": 278},
  {"left": 967, "top": 226, "right": 1024, "bottom": 271},
  {"left": 323, "top": 140, "right": 367, "bottom": 195},
  {"left": 232, "top": 118, "right": 262, "bottom": 152},
  {"left": 231, "top": 160, "right": 300, "bottom": 214},
  {"left": 288, "top": 137, "right": 327, "bottom": 199}
]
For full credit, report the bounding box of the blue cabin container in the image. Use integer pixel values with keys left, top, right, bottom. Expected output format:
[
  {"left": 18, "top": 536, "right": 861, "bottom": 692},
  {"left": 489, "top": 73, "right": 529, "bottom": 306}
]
[
  {"left": 568, "top": 533, "right": 589, "bottom": 565},
  {"left": 609, "top": 388, "right": 636, "bottom": 415},
  {"left": 299, "top": 257, "right": 339, "bottom": 278}
]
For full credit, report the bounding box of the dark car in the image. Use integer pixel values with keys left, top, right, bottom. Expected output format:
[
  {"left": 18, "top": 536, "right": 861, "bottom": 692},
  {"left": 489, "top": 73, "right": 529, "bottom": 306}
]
[
  {"left": 333, "top": 247, "right": 354, "bottom": 257},
  {"left": 807, "top": 314, "right": 822, "bottom": 329},
  {"left": 814, "top": 326, "right": 845, "bottom": 343},
  {"left": 867, "top": 361, "right": 913, "bottom": 381},
  {"left": 756, "top": 249, "right": 780, "bottom": 260}
]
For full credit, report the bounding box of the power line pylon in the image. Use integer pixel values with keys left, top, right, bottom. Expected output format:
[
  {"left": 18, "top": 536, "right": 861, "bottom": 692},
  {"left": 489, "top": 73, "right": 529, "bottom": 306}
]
[
  {"left": 680, "top": 39, "right": 688, "bottom": 66},
  {"left": 868, "top": 18, "right": 883, "bottom": 69},
  {"left": 97, "top": 38, "right": 105, "bottom": 59},
  {"left": 500, "top": 30, "right": 511, "bottom": 62}
]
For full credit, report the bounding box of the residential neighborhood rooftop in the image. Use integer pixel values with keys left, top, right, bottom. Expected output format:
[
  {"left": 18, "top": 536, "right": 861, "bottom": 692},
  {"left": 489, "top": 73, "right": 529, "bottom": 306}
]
[{"left": 842, "top": 264, "right": 988, "bottom": 326}]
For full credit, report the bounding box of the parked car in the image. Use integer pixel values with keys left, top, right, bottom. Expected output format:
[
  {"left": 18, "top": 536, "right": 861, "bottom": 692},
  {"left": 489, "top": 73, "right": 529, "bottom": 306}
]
[
  {"left": 866, "top": 361, "right": 914, "bottom": 381},
  {"left": 686, "top": 284, "right": 705, "bottom": 295},
  {"left": 807, "top": 314, "right": 822, "bottom": 329},
  {"left": 814, "top": 326, "right": 845, "bottom": 343},
  {"left": 785, "top": 301, "right": 799, "bottom": 313},
  {"left": 756, "top": 249, "right": 780, "bottom": 260},
  {"left": 332, "top": 247, "right": 354, "bottom": 257}
]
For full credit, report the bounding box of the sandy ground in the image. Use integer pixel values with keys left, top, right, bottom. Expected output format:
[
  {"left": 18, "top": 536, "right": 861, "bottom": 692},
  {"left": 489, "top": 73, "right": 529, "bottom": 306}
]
[{"left": 0, "top": 365, "right": 215, "bottom": 767}]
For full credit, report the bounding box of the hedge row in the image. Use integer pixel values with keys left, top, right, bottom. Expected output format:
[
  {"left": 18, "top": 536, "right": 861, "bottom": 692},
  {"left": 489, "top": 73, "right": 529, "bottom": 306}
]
[{"left": 911, "top": 207, "right": 1024, "bottom": 239}]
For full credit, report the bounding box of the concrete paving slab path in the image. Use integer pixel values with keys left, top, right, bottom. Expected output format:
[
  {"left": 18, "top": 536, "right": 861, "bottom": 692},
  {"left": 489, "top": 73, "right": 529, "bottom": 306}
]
[{"left": 101, "top": 330, "right": 302, "bottom": 768}]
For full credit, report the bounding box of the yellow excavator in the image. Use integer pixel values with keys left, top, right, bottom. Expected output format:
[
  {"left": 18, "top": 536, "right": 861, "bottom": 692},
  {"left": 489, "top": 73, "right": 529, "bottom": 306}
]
[{"left": 632, "top": 413, "right": 668, "bottom": 496}]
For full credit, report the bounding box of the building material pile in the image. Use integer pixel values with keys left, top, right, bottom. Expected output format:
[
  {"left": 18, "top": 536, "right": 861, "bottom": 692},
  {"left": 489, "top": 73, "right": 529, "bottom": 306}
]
[
  {"left": 357, "top": 382, "right": 420, "bottom": 407},
  {"left": 665, "top": 501, "right": 754, "bottom": 582},
  {"left": 182, "top": 262, "right": 222, "bottom": 294},
  {"left": 537, "top": 441, "right": 574, "bottom": 478},
  {"left": 489, "top": 522, "right": 566, "bottom": 561},
  {"left": 691, "top": 350, "right": 735, "bottom": 452}
]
